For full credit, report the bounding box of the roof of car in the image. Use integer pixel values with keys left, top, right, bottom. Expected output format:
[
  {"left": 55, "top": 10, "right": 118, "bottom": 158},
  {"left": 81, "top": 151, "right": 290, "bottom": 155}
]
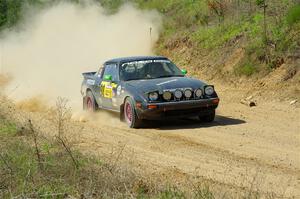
[{"left": 104, "top": 56, "right": 169, "bottom": 64}]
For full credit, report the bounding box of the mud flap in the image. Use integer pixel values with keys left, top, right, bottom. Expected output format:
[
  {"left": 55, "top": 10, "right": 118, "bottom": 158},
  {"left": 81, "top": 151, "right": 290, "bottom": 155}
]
[
  {"left": 83, "top": 96, "right": 87, "bottom": 110},
  {"left": 120, "top": 103, "right": 125, "bottom": 121}
]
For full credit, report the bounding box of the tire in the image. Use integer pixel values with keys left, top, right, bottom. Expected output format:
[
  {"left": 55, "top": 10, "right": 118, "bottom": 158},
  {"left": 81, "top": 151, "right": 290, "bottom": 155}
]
[
  {"left": 124, "top": 97, "right": 142, "bottom": 128},
  {"left": 199, "top": 109, "right": 215, "bottom": 123},
  {"left": 84, "top": 91, "right": 97, "bottom": 112}
]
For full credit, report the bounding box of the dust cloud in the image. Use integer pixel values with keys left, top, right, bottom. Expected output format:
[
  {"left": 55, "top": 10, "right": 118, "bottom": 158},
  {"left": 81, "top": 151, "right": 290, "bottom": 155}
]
[{"left": 0, "top": 2, "right": 161, "bottom": 110}]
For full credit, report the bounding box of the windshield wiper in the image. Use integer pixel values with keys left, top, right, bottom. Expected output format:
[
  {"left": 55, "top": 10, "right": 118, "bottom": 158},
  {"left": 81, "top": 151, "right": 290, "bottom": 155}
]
[
  {"left": 126, "top": 77, "right": 154, "bottom": 81},
  {"left": 125, "top": 78, "right": 141, "bottom": 81},
  {"left": 125, "top": 75, "right": 183, "bottom": 81}
]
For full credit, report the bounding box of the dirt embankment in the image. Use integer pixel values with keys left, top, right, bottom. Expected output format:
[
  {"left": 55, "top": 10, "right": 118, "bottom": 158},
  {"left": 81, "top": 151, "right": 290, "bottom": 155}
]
[{"left": 160, "top": 34, "right": 300, "bottom": 102}]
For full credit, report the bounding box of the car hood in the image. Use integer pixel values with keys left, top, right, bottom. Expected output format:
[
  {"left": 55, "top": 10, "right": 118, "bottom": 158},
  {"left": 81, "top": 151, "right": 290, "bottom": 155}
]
[{"left": 125, "top": 77, "right": 207, "bottom": 93}]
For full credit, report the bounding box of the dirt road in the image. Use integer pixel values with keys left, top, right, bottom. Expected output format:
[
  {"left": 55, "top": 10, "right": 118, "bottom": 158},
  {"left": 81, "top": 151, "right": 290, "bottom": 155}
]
[
  {"left": 62, "top": 85, "right": 299, "bottom": 198},
  {"left": 5, "top": 84, "right": 299, "bottom": 198}
]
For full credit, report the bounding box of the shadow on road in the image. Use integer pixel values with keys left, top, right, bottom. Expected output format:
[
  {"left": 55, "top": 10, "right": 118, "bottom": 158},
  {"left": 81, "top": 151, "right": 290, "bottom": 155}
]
[
  {"left": 142, "top": 115, "right": 246, "bottom": 130},
  {"left": 93, "top": 110, "right": 246, "bottom": 130}
]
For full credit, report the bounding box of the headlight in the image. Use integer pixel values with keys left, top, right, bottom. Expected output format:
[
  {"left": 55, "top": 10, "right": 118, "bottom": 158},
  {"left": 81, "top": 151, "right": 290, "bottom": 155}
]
[
  {"left": 194, "top": 89, "right": 202, "bottom": 98},
  {"left": 174, "top": 90, "right": 183, "bottom": 99},
  {"left": 184, "top": 89, "right": 192, "bottom": 98},
  {"left": 148, "top": 92, "right": 159, "bottom": 101},
  {"left": 205, "top": 86, "right": 214, "bottom": 95},
  {"left": 163, "top": 91, "right": 172, "bottom": 101}
]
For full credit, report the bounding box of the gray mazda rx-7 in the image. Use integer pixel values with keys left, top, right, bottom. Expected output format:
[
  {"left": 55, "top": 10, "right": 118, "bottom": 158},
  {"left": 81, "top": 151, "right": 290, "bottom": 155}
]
[{"left": 81, "top": 56, "right": 219, "bottom": 128}]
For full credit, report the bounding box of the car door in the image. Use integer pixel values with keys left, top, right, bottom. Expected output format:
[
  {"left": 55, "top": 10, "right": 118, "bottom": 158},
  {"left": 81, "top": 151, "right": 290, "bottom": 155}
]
[
  {"left": 99, "top": 63, "right": 120, "bottom": 110},
  {"left": 90, "top": 66, "right": 104, "bottom": 107}
]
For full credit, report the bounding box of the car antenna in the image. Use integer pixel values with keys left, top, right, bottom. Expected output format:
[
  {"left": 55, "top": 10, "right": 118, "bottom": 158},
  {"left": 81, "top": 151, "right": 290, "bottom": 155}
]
[{"left": 150, "top": 27, "right": 152, "bottom": 44}]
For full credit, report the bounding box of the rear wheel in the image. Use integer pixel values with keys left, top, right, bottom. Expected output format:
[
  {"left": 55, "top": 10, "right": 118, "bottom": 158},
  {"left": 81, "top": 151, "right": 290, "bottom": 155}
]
[
  {"left": 83, "top": 91, "right": 97, "bottom": 112},
  {"left": 124, "top": 97, "right": 142, "bottom": 128},
  {"left": 199, "top": 109, "right": 215, "bottom": 123}
]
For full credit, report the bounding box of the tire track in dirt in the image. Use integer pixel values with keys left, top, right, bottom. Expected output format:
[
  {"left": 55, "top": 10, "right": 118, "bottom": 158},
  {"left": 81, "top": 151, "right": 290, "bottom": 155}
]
[{"left": 156, "top": 132, "right": 300, "bottom": 176}]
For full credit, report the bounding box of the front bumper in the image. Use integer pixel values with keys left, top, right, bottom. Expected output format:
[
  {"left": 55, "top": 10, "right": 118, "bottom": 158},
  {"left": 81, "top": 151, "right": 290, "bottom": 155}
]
[{"left": 136, "top": 98, "right": 219, "bottom": 120}]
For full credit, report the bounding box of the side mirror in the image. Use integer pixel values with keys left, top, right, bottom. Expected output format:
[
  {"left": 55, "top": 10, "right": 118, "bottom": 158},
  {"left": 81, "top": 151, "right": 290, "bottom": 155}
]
[
  {"left": 104, "top": 74, "right": 112, "bottom": 81},
  {"left": 181, "top": 69, "right": 187, "bottom": 75}
]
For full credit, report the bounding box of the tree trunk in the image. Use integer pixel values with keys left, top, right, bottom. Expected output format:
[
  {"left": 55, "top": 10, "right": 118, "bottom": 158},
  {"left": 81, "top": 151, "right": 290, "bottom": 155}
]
[{"left": 263, "top": 2, "right": 269, "bottom": 63}]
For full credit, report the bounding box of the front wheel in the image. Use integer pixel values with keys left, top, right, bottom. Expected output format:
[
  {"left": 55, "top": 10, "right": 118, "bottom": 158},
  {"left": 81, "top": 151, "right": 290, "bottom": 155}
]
[
  {"left": 124, "top": 97, "right": 142, "bottom": 128},
  {"left": 199, "top": 110, "right": 215, "bottom": 123}
]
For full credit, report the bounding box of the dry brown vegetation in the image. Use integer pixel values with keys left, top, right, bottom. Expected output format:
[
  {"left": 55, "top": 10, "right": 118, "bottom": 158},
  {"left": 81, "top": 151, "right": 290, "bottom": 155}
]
[{"left": 0, "top": 97, "right": 141, "bottom": 198}]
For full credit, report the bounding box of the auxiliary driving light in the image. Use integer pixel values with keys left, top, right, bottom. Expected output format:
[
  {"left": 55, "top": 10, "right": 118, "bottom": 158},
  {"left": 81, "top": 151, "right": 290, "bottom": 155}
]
[
  {"left": 194, "top": 89, "right": 202, "bottom": 98},
  {"left": 184, "top": 89, "right": 192, "bottom": 98},
  {"left": 174, "top": 90, "right": 183, "bottom": 99},
  {"left": 163, "top": 91, "right": 172, "bottom": 101}
]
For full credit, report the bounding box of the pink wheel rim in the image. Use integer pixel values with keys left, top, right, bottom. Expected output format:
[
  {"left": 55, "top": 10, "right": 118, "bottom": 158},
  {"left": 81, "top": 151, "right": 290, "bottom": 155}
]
[
  {"left": 125, "top": 101, "right": 132, "bottom": 123},
  {"left": 87, "top": 97, "right": 93, "bottom": 111}
]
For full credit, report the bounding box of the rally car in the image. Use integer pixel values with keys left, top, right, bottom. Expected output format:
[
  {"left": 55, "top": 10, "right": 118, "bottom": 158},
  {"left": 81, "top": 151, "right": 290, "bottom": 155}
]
[{"left": 81, "top": 56, "right": 219, "bottom": 128}]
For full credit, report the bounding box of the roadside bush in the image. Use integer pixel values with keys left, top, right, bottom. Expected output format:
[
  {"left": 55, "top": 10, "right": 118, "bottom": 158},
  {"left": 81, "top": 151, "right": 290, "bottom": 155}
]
[
  {"left": 96, "top": 0, "right": 124, "bottom": 13},
  {"left": 156, "top": 186, "right": 186, "bottom": 199},
  {"left": 0, "top": 118, "right": 137, "bottom": 198},
  {"left": 286, "top": 4, "right": 300, "bottom": 26},
  {"left": 236, "top": 62, "right": 257, "bottom": 76},
  {"left": 0, "top": 120, "right": 17, "bottom": 136}
]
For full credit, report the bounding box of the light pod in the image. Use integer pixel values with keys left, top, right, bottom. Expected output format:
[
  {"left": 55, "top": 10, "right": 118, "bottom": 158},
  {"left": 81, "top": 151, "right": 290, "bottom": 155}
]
[
  {"left": 184, "top": 89, "right": 192, "bottom": 98},
  {"left": 194, "top": 89, "right": 202, "bottom": 98},
  {"left": 174, "top": 90, "right": 183, "bottom": 99},
  {"left": 163, "top": 91, "right": 172, "bottom": 101}
]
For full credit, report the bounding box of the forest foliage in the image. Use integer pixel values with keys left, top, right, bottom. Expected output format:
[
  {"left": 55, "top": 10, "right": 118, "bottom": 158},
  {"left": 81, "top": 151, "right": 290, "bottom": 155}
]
[{"left": 0, "top": 0, "right": 300, "bottom": 76}]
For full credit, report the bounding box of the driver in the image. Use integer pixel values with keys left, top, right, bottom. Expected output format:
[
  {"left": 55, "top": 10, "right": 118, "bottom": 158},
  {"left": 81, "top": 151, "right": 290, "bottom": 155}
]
[{"left": 144, "top": 62, "right": 167, "bottom": 78}]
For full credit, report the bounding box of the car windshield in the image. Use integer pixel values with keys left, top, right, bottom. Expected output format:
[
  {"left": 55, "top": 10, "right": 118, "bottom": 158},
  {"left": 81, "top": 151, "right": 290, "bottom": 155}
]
[{"left": 120, "top": 59, "right": 184, "bottom": 81}]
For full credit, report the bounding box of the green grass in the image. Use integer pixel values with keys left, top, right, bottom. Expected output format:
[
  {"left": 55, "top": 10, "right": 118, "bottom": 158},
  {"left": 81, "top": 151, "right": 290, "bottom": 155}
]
[
  {"left": 0, "top": 118, "right": 219, "bottom": 199},
  {"left": 237, "top": 63, "right": 257, "bottom": 76},
  {"left": 190, "top": 13, "right": 265, "bottom": 50},
  {"left": 0, "top": 119, "right": 75, "bottom": 198},
  {"left": 286, "top": 4, "right": 300, "bottom": 26},
  {"left": 191, "top": 22, "right": 242, "bottom": 49},
  {"left": 0, "top": 119, "right": 18, "bottom": 136}
]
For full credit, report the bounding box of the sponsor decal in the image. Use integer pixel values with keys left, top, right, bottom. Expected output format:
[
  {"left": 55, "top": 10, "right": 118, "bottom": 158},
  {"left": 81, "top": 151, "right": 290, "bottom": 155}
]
[
  {"left": 117, "top": 85, "right": 122, "bottom": 96},
  {"left": 122, "top": 59, "right": 170, "bottom": 66},
  {"left": 111, "top": 83, "right": 118, "bottom": 88},
  {"left": 122, "top": 60, "right": 152, "bottom": 66},
  {"left": 87, "top": 79, "right": 95, "bottom": 85},
  {"left": 100, "top": 81, "right": 113, "bottom": 98}
]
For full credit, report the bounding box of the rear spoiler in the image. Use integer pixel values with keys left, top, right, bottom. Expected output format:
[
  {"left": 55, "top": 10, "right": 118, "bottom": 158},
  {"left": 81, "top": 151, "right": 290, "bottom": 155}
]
[{"left": 82, "top": 71, "right": 96, "bottom": 78}]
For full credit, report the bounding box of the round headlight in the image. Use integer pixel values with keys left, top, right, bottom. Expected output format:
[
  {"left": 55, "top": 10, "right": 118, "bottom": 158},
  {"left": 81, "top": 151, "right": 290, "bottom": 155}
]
[
  {"left": 194, "top": 89, "right": 202, "bottom": 98},
  {"left": 184, "top": 89, "right": 192, "bottom": 98},
  {"left": 148, "top": 92, "right": 159, "bottom": 101},
  {"left": 205, "top": 86, "right": 214, "bottom": 95},
  {"left": 174, "top": 90, "right": 183, "bottom": 99},
  {"left": 163, "top": 91, "right": 172, "bottom": 101}
]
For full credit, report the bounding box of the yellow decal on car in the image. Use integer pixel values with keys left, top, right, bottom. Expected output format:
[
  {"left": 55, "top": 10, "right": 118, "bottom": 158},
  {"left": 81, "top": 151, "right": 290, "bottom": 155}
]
[
  {"left": 111, "top": 83, "right": 118, "bottom": 89},
  {"left": 101, "top": 82, "right": 118, "bottom": 98}
]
